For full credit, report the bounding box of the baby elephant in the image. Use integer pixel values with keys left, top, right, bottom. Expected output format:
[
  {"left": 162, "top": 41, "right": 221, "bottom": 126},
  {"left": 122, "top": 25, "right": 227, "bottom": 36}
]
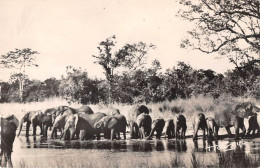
[
  {"left": 147, "top": 118, "right": 165, "bottom": 140},
  {"left": 206, "top": 117, "right": 219, "bottom": 140},
  {"left": 164, "top": 119, "right": 175, "bottom": 139},
  {"left": 95, "top": 114, "right": 127, "bottom": 140},
  {"left": 136, "top": 113, "right": 152, "bottom": 139},
  {"left": 174, "top": 114, "right": 187, "bottom": 139}
]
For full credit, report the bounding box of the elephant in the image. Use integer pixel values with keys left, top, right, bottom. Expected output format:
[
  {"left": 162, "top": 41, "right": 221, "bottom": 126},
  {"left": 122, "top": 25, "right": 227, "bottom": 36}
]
[
  {"left": 136, "top": 113, "right": 152, "bottom": 139},
  {"left": 147, "top": 118, "right": 165, "bottom": 140},
  {"left": 246, "top": 113, "right": 259, "bottom": 137},
  {"left": 94, "top": 114, "right": 127, "bottom": 140},
  {"left": 62, "top": 112, "right": 106, "bottom": 140},
  {"left": 164, "top": 119, "right": 175, "bottom": 139},
  {"left": 44, "top": 106, "right": 69, "bottom": 126},
  {"left": 214, "top": 102, "right": 258, "bottom": 140},
  {"left": 174, "top": 114, "right": 187, "bottom": 139},
  {"left": 50, "top": 106, "right": 95, "bottom": 139},
  {"left": 17, "top": 110, "right": 44, "bottom": 137},
  {"left": 41, "top": 114, "right": 53, "bottom": 137},
  {"left": 107, "top": 108, "right": 120, "bottom": 116},
  {"left": 51, "top": 109, "right": 75, "bottom": 139},
  {"left": 46, "top": 105, "right": 93, "bottom": 126},
  {"left": 192, "top": 113, "right": 207, "bottom": 141},
  {"left": 1, "top": 115, "right": 19, "bottom": 167},
  {"left": 128, "top": 105, "right": 150, "bottom": 139},
  {"left": 206, "top": 117, "right": 219, "bottom": 140}
]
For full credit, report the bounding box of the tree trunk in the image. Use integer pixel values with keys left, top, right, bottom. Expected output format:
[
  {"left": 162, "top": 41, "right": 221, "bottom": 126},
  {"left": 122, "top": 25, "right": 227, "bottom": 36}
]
[{"left": 19, "top": 79, "right": 24, "bottom": 102}]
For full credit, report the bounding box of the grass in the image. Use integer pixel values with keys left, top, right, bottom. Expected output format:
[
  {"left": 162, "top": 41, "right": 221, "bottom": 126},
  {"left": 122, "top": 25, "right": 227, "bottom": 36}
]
[{"left": 16, "top": 151, "right": 260, "bottom": 168}]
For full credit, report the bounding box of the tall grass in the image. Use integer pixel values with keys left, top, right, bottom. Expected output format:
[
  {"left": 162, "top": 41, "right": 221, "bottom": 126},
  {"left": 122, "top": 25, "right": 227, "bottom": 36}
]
[{"left": 1, "top": 94, "right": 258, "bottom": 122}]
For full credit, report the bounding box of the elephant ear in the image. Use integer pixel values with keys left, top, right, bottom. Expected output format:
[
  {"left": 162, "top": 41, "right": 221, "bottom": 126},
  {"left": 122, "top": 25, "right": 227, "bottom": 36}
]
[
  {"left": 231, "top": 102, "right": 253, "bottom": 118},
  {"left": 108, "top": 118, "right": 118, "bottom": 129},
  {"left": 253, "top": 104, "right": 260, "bottom": 113}
]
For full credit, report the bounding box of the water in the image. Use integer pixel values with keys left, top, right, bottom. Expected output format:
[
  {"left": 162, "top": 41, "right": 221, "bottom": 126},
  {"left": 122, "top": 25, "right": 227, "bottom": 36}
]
[{"left": 11, "top": 134, "right": 260, "bottom": 168}]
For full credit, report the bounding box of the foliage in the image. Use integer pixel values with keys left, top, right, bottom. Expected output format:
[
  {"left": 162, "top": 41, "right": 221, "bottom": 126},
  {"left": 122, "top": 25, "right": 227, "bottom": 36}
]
[
  {"left": 0, "top": 48, "right": 39, "bottom": 102},
  {"left": 92, "top": 35, "right": 155, "bottom": 103},
  {"left": 178, "top": 0, "right": 260, "bottom": 63},
  {"left": 1, "top": 60, "right": 259, "bottom": 103},
  {"left": 59, "top": 66, "right": 104, "bottom": 104}
]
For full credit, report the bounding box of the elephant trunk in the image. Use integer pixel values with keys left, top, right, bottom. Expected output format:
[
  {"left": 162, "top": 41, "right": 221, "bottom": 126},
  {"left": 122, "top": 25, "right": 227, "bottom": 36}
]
[
  {"left": 17, "top": 117, "right": 24, "bottom": 137},
  {"left": 193, "top": 123, "right": 199, "bottom": 141},
  {"left": 146, "top": 125, "right": 155, "bottom": 140},
  {"left": 51, "top": 126, "right": 56, "bottom": 139}
]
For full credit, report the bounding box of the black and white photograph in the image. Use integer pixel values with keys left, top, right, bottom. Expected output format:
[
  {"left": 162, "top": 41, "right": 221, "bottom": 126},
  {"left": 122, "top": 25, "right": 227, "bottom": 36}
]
[{"left": 0, "top": 0, "right": 260, "bottom": 167}]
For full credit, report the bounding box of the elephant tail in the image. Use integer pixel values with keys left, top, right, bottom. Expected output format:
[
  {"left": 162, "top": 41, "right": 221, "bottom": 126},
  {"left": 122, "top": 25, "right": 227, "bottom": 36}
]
[{"left": 17, "top": 117, "right": 25, "bottom": 137}]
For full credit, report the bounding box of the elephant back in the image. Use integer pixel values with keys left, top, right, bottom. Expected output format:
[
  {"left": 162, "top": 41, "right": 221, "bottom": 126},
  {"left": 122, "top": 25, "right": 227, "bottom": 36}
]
[
  {"left": 175, "top": 114, "right": 186, "bottom": 127},
  {"left": 231, "top": 102, "right": 256, "bottom": 118},
  {"left": 76, "top": 105, "right": 94, "bottom": 114},
  {"left": 107, "top": 108, "right": 120, "bottom": 116},
  {"left": 78, "top": 112, "right": 106, "bottom": 128},
  {"left": 136, "top": 113, "right": 152, "bottom": 127},
  {"left": 44, "top": 108, "right": 56, "bottom": 115},
  {"left": 1, "top": 115, "right": 19, "bottom": 129},
  {"left": 165, "top": 119, "right": 174, "bottom": 128},
  {"left": 128, "top": 105, "right": 149, "bottom": 122},
  {"left": 153, "top": 118, "right": 165, "bottom": 129},
  {"left": 214, "top": 111, "right": 232, "bottom": 127}
]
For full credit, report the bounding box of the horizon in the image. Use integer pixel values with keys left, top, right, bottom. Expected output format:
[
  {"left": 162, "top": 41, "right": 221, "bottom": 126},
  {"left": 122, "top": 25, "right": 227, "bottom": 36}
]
[{"left": 0, "top": 0, "right": 234, "bottom": 82}]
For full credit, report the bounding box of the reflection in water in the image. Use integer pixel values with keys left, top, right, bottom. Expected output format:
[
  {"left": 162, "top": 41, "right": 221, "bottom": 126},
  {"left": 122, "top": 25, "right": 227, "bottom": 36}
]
[
  {"left": 166, "top": 140, "right": 187, "bottom": 152},
  {"left": 20, "top": 136, "right": 260, "bottom": 156},
  {"left": 13, "top": 136, "right": 260, "bottom": 168}
]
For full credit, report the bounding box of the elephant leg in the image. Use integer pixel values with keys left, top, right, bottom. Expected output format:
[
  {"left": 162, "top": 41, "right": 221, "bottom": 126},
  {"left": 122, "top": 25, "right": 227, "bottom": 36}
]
[
  {"left": 252, "top": 129, "right": 255, "bottom": 135},
  {"left": 193, "top": 126, "right": 199, "bottom": 140},
  {"left": 157, "top": 131, "right": 162, "bottom": 139},
  {"left": 26, "top": 122, "right": 31, "bottom": 137},
  {"left": 32, "top": 123, "right": 37, "bottom": 136},
  {"left": 43, "top": 125, "right": 48, "bottom": 137},
  {"left": 241, "top": 125, "right": 246, "bottom": 138},
  {"left": 80, "top": 130, "right": 86, "bottom": 140},
  {"left": 202, "top": 128, "right": 206, "bottom": 140},
  {"left": 39, "top": 124, "right": 43, "bottom": 135},
  {"left": 141, "top": 127, "right": 145, "bottom": 139},
  {"left": 0, "top": 154, "right": 2, "bottom": 167},
  {"left": 180, "top": 127, "right": 184, "bottom": 139},
  {"left": 214, "top": 126, "right": 219, "bottom": 139},
  {"left": 247, "top": 127, "right": 252, "bottom": 136},
  {"left": 111, "top": 129, "right": 115, "bottom": 140},
  {"left": 123, "top": 131, "right": 126, "bottom": 140},
  {"left": 69, "top": 128, "right": 76, "bottom": 140},
  {"left": 117, "top": 132, "right": 121, "bottom": 140},
  {"left": 96, "top": 133, "right": 101, "bottom": 140},
  {"left": 2, "top": 153, "right": 7, "bottom": 167},
  {"left": 234, "top": 125, "right": 240, "bottom": 140},
  {"left": 6, "top": 153, "right": 13, "bottom": 168},
  {"left": 225, "top": 126, "right": 232, "bottom": 137}
]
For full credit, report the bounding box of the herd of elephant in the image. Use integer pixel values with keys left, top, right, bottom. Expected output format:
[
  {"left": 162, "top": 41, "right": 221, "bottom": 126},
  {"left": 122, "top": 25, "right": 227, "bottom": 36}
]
[{"left": 1, "top": 102, "right": 260, "bottom": 167}]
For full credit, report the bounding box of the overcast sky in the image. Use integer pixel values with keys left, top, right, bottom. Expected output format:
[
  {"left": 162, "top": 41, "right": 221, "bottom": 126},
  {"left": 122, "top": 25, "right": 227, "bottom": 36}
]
[{"left": 0, "top": 0, "right": 233, "bottom": 82}]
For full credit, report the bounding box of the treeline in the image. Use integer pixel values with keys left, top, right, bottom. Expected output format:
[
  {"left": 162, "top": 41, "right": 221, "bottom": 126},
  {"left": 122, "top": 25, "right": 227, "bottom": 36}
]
[{"left": 1, "top": 61, "right": 259, "bottom": 104}]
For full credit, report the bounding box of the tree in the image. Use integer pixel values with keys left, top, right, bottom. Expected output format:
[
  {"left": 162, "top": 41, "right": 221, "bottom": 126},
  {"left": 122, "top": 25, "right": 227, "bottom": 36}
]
[
  {"left": 0, "top": 48, "right": 39, "bottom": 102},
  {"left": 93, "top": 35, "right": 155, "bottom": 104},
  {"left": 59, "top": 66, "right": 101, "bottom": 104},
  {"left": 178, "top": 0, "right": 260, "bottom": 68}
]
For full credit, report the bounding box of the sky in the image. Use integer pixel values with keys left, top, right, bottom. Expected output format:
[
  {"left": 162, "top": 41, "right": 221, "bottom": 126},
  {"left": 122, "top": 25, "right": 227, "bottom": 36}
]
[{"left": 0, "top": 0, "right": 234, "bottom": 82}]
